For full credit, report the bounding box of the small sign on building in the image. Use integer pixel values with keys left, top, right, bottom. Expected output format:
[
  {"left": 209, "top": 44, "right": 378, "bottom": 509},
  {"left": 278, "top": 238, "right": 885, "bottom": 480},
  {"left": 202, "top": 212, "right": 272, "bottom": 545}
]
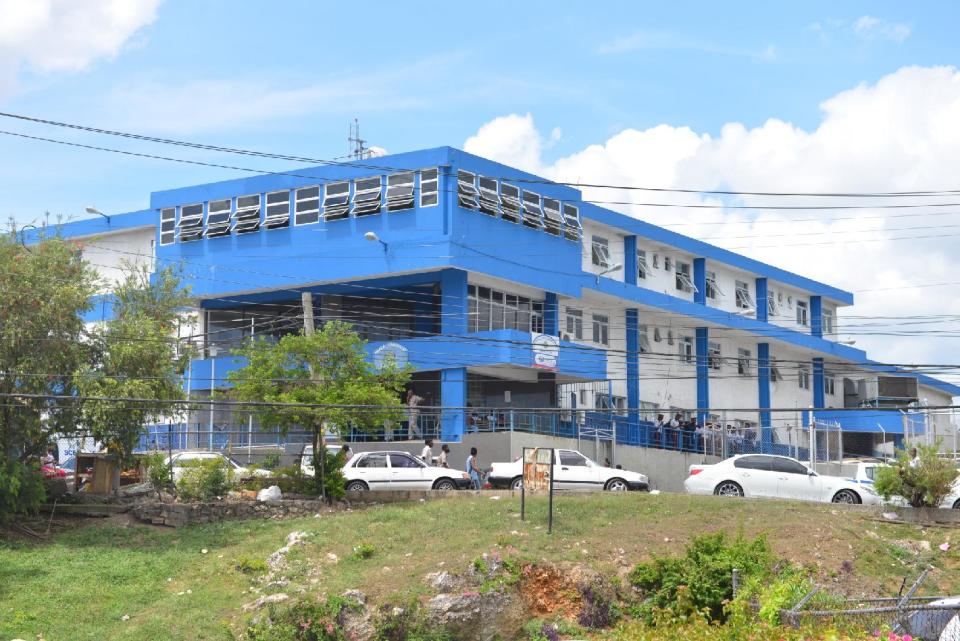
[{"left": 531, "top": 333, "right": 560, "bottom": 371}]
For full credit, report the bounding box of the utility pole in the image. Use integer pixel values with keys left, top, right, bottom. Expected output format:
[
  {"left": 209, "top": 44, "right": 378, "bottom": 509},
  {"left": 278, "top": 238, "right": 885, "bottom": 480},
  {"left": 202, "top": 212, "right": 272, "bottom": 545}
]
[{"left": 301, "top": 292, "right": 325, "bottom": 500}]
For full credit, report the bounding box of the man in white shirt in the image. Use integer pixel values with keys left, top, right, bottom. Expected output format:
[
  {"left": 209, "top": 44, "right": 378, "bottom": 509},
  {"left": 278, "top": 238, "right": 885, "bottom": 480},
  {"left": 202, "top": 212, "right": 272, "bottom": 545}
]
[{"left": 421, "top": 438, "right": 434, "bottom": 466}]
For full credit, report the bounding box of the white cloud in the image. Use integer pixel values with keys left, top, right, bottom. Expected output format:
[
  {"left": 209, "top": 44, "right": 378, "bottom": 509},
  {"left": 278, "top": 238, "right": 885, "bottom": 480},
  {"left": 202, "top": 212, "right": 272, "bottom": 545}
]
[
  {"left": 597, "top": 30, "right": 777, "bottom": 62},
  {"left": 852, "top": 15, "right": 911, "bottom": 43},
  {"left": 462, "top": 66, "right": 960, "bottom": 374},
  {"left": 0, "top": 0, "right": 161, "bottom": 96}
]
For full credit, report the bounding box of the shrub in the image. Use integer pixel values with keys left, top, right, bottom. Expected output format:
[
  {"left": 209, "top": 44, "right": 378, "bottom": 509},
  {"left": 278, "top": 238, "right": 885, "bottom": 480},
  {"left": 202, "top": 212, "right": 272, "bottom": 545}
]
[
  {"left": 0, "top": 456, "right": 45, "bottom": 523},
  {"left": 260, "top": 450, "right": 282, "bottom": 470},
  {"left": 235, "top": 556, "right": 269, "bottom": 574},
  {"left": 243, "top": 595, "right": 363, "bottom": 641},
  {"left": 143, "top": 451, "right": 172, "bottom": 497},
  {"left": 628, "top": 531, "right": 775, "bottom": 624},
  {"left": 352, "top": 542, "right": 376, "bottom": 560},
  {"left": 176, "top": 457, "right": 233, "bottom": 501},
  {"left": 874, "top": 442, "right": 959, "bottom": 507}
]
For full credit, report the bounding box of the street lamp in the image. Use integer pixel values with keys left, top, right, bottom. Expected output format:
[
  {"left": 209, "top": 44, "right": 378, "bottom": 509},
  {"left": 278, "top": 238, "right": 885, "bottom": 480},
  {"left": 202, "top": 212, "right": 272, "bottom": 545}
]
[
  {"left": 364, "top": 231, "right": 388, "bottom": 252},
  {"left": 85, "top": 206, "right": 110, "bottom": 223}
]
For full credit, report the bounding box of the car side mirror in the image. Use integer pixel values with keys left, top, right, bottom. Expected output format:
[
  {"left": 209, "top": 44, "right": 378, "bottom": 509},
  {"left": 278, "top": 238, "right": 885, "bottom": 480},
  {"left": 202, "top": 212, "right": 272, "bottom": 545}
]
[{"left": 808, "top": 470, "right": 817, "bottom": 476}]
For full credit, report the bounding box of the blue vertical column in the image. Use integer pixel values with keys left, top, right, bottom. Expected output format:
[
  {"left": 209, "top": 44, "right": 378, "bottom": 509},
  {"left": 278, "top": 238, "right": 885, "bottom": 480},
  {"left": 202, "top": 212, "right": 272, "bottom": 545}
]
[
  {"left": 693, "top": 258, "right": 706, "bottom": 305},
  {"left": 810, "top": 295, "right": 823, "bottom": 338},
  {"left": 755, "top": 277, "right": 769, "bottom": 323},
  {"left": 544, "top": 292, "right": 559, "bottom": 336},
  {"left": 812, "top": 357, "right": 825, "bottom": 409},
  {"left": 757, "top": 342, "right": 772, "bottom": 447},
  {"left": 624, "top": 236, "right": 638, "bottom": 286},
  {"left": 696, "top": 327, "right": 709, "bottom": 425},
  {"left": 439, "top": 269, "right": 469, "bottom": 442},
  {"left": 625, "top": 309, "right": 640, "bottom": 429}
]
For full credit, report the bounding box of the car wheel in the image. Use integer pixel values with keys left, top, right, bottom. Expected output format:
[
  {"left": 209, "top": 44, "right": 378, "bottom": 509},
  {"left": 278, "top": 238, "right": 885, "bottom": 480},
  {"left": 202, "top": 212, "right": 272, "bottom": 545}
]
[
  {"left": 831, "top": 489, "right": 861, "bottom": 504},
  {"left": 714, "top": 481, "right": 744, "bottom": 497},
  {"left": 433, "top": 478, "right": 457, "bottom": 491},
  {"left": 510, "top": 476, "right": 523, "bottom": 491},
  {"left": 952, "top": 499, "right": 960, "bottom": 510},
  {"left": 605, "top": 478, "right": 629, "bottom": 492},
  {"left": 345, "top": 480, "right": 369, "bottom": 492}
]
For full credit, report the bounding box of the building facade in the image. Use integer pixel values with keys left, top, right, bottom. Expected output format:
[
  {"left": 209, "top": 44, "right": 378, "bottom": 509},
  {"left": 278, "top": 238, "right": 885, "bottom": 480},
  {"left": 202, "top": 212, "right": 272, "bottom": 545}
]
[{"left": 47, "top": 146, "right": 959, "bottom": 458}]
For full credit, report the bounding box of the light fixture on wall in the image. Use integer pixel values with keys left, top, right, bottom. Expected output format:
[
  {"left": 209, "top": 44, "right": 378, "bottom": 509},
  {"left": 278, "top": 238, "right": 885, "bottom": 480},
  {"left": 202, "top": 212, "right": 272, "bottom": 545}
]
[
  {"left": 85, "top": 206, "right": 110, "bottom": 223},
  {"left": 595, "top": 262, "right": 622, "bottom": 284},
  {"left": 364, "top": 231, "right": 388, "bottom": 252}
]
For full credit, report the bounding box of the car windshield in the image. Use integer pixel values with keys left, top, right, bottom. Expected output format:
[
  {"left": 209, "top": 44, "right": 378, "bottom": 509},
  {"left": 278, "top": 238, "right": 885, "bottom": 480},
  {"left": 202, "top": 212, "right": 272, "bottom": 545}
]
[{"left": 864, "top": 465, "right": 876, "bottom": 480}]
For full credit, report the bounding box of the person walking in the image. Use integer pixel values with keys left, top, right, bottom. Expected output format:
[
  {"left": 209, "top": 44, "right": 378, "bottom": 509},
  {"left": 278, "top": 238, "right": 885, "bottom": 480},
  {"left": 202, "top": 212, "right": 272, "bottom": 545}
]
[
  {"left": 406, "top": 391, "right": 423, "bottom": 439},
  {"left": 466, "top": 447, "right": 482, "bottom": 489},
  {"left": 421, "top": 438, "right": 434, "bottom": 465},
  {"left": 438, "top": 443, "right": 450, "bottom": 468}
]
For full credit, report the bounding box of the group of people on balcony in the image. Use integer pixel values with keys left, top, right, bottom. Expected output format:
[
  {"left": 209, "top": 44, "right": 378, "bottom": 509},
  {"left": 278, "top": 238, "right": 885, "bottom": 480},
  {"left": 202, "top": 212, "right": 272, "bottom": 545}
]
[{"left": 652, "top": 413, "right": 758, "bottom": 454}]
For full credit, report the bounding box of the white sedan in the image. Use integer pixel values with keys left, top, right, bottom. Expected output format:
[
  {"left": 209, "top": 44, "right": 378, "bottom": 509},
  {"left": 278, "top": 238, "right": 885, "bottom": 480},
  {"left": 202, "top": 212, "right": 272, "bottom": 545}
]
[
  {"left": 488, "top": 449, "right": 649, "bottom": 492},
  {"left": 343, "top": 450, "right": 472, "bottom": 491},
  {"left": 167, "top": 451, "right": 270, "bottom": 482},
  {"left": 684, "top": 454, "right": 882, "bottom": 505}
]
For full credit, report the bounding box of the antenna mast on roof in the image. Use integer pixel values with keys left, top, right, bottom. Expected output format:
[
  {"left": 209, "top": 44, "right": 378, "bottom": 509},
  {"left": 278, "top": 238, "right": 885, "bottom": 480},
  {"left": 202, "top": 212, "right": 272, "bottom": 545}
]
[{"left": 348, "top": 118, "right": 368, "bottom": 160}]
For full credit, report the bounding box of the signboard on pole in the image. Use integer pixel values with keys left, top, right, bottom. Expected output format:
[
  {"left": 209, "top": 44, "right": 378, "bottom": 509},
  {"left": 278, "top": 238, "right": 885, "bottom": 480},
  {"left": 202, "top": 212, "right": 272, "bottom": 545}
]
[{"left": 520, "top": 447, "right": 555, "bottom": 533}]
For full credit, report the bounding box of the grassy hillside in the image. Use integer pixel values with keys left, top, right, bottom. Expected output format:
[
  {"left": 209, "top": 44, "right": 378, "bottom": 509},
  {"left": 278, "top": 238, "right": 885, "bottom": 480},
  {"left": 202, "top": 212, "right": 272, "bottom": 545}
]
[{"left": 1, "top": 493, "right": 957, "bottom": 641}]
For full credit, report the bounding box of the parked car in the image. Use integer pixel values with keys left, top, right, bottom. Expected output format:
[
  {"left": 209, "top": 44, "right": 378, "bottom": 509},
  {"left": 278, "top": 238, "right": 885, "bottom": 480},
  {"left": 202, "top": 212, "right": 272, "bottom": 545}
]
[
  {"left": 299, "top": 444, "right": 350, "bottom": 477},
  {"left": 487, "top": 449, "right": 649, "bottom": 492},
  {"left": 167, "top": 451, "right": 270, "bottom": 482},
  {"left": 684, "top": 454, "right": 882, "bottom": 505},
  {"left": 846, "top": 457, "right": 959, "bottom": 509},
  {"left": 942, "top": 479, "right": 960, "bottom": 510},
  {"left": 343, "top": 450, "right": 472, "bottom": 491}
]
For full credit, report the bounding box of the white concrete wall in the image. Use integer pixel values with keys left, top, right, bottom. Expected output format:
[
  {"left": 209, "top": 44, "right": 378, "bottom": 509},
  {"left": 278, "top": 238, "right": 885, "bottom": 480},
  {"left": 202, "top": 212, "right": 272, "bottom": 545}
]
[
  {"left": 581, "top": 220, "right": 625, "bottom": 283},
  {"left": 79, "top": 227, "right": 155, "bottom": 289}
]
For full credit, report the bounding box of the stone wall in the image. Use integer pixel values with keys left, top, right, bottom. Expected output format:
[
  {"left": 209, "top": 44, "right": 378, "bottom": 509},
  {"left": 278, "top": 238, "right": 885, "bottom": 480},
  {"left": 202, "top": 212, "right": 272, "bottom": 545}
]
[{"left": 132, "top": 499, "right": 328, "bottom": 527}]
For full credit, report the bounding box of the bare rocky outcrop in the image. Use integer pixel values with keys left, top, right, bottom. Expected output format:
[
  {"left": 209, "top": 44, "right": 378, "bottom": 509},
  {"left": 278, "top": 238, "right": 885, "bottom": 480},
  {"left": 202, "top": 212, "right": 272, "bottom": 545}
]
[{"left": 426, "top": 591, "right": 527, "bottom": 641}]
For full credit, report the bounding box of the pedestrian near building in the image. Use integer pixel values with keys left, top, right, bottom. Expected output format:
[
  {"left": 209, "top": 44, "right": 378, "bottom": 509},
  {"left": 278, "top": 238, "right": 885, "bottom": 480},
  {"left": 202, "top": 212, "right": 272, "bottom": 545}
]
[
  {"left": 438, "top": 443, "right": 450, "bottom": 468},
  {"left": 466, "top": 447, "right": 481, "bottom": 489},
  {"left": 406, "top": 391, "right": 423, "bottom": 439},
  {"left": 421, "top": 438, "right": 434, "bottom": 465}
]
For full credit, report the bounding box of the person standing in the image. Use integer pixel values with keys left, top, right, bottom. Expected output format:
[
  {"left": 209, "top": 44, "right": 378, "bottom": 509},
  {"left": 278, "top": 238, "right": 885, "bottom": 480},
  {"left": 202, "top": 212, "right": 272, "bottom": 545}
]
[
  {"left": 421, "top": 438, "right": 434, "bottom": 465},
  {"left": 466, "top": 447, "right": 481, "bottom": 489},
  {"left": 438, "top": 443, "right": 450, "bottom": 468},
  {"left": 340, "top": 443, "right": 354, "bottom": 463},
  {"left": 406, "top": 391, "right": 423, "bottom": 439}
]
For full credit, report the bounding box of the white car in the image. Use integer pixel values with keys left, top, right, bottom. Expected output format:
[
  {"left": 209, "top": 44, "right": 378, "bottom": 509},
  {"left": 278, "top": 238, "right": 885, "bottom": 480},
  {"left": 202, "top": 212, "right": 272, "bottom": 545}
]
[
  {"left": 343, "top": 450, "right": 472, "bottom": 491},
  {"left": 942, "top": 479, "right": 960, "bottom": 510},
  {"left": 684, "top": 454, "right": 882, "bottom": 505},
  {"left": 487, "top": 449, "right": 649, "bottom": 492},
  {"left": 299, "top": 444, "right": 351, "bottom": 477},
  {"left": 167, "top": 451, "right": 270, "bottom": 482}
]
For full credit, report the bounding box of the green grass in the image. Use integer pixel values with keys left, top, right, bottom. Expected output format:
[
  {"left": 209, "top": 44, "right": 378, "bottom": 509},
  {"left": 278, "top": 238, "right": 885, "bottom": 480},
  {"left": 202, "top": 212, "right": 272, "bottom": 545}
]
[{"left": 2, "top": 493, "right": 957, "bottom": 640}]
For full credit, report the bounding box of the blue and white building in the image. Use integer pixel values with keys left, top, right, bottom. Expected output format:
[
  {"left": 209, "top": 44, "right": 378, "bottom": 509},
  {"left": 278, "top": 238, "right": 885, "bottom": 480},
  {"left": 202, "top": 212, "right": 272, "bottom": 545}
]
[{"left": 48, "top": 146, "right": 959, "bottom": 460}]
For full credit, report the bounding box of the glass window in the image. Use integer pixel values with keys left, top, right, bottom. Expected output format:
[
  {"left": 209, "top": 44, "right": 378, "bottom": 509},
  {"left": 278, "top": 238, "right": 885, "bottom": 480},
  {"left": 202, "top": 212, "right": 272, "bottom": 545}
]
[
  {"left": 521, "top": 190, "right": 544, "bottom": 229},
  {"left": 708, "top": 342, "right": 721, "bottom": 370},
  {"left": 639, "top": 326, "right": 651, "bottom": 353},
  {"left": 457, "top": 170, "right": 479, "bottom": 210},
  {"left": 771, "top": 458, "right": 808, "bottom": 475},
  {"left": 562, "top": 203, "right": 581, "bottom": 241},
  {"left": 735, "top": 281, "right": 755, "bottom": 309},
  {"left": 264, "top": 190, "right": 291, "bottom": 229},
  {"left": 177, "top": 203, "right": 204, "bottom": 242},
  {"left": 637, "top": 249, "right": 648, "bottom": 279},
  {"left": 737, "top": 348, "right": 752, "bottom": 376},
  {"left": 591, "top": 236, "right": 610, "bottom": 268},
  {"left": 558, "top": 451, "right": 589, "bottom": 467},
  {"left": 675, "top": 262, "right": 697, "bottom": 293},
  {"left": 351, "top": 176, "right": 382, "bottom": 217},
  {"left": 734, "top": 456, "right": 773, "bottom": 471},
  {"left": 679, "top": 336, "right": 694, "bottom": 364},
  {"left": 542, "top": 197, "right": 562, "bottom": 236},
  {"left": 477, "top": 176, "right": 499, "bottom": 216},
  {"left": 356, "top": 453, "right": 388, "bottom": 468},
  {"left": 798, "top": 366, "right": 810, "bottom": 390},
  {"left": 500, "top": 184, "right": 521, "bottom": 223},
  {"left": 420, "top": 168, "right": 439, "bottom": 208},
  {"left": 592, "top": 314, "right": 609, "bottom": 345},
  {"left": 565, "top": 308, "right": 583, "bottom": 340},
  {"left": 205, "top": 199, "right": 232, "bottom": 238},
  {"left": 324, "top": 181, "right": 351, "bottom": 221},
  {"left": 825, "top": 373, "right": 836, "bottom": 396},
  {"left": 389, "top": 453, "right": 423, "bottom": 468},
  {"left": 295, "top": 186, "right": 321, "bottom": 225},
  {"left": 386, "top": 172, "right": 415, "bottom": 212},
  {"left": 231, "top": 195, "right": 261, "bottom": 234},
  {"left": 796, "top": 300, "right": 809, "bottom": 326},
  {"left": 706, "top": 271, "right": 724, "bottom": 300},
  {"left": 822, "top": 308, "right": 834, "bottom": 334},
  {"left": 160, "top": 208, "right": 176, "bottom": 245}
]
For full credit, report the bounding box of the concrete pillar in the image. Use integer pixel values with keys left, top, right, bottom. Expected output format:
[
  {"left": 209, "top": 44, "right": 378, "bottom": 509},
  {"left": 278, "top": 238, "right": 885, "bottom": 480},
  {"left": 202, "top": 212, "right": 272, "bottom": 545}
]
[
  {"left": 758, "top": 342, "right": 772, "bottom": 447},
  {"left": 544, "top": 292, "right": 559, "bottom": 336},
  {"left": 696, "top": 327, "right": 709, "bottom": 424},
  {"left": 439, "top": 269, "right": 469, "bottom": 441},
  {"left": 693, "top": 258, "right": 706, "bottom": 305},
  {"left": 624, "top": 236, "right": 638, "bottom": 286},
  {"left": 810, "top": 295, "right": 823, "bottom": 338},
  {"left": 755, "top": 277, "right": 769, "bottom": 323},
  {"left": 626, "top": 309, "right": 639, "bottom": 425}
]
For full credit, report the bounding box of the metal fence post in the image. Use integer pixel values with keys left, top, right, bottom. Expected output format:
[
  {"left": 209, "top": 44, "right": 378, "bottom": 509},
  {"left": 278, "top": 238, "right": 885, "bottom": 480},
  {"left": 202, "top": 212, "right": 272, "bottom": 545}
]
[
  {"left": 732, "top": 568, "right": 740, "bottom": 598},
  {"left": 721, "top": 410, "right": 728, "bottom": 459}
]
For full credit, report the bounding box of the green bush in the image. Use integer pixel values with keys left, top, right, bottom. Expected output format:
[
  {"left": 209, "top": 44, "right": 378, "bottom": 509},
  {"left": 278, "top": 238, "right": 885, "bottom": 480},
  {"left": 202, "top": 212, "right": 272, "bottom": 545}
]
[
  {"left": 0, "top": 456, "right": 46, "bottom": 523},
  {"left": 628, "top": 531, "right": 775, "bottom": 624},
  {"left": 352, "top": 542, "right": 376, "bottom": 559},
  {"left": 143, "top": 451, "right": 172, "bottom": 496},
  {"left": 243, "top": 595, "right": 363, "bottom": 641},
  {"left": 241, "top": 465, "right": 315, "bottom": 495},
  {"left": 176, "top": 458, "right": 233, "bottom": 501},
  {"left": 260, "top": 450, "right": 282, "bottom": 470},
  {"left": 235, "top": 556, "right": 269, "bottom": 575},
  {"left": 874, "top": 442, "right": 959, "bottom": 507}
]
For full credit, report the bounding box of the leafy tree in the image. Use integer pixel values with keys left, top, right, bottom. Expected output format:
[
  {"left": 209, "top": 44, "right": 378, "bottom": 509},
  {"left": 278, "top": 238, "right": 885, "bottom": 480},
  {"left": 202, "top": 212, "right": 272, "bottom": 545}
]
[
  {"left": 874, "top": 441, "right": 959, "bottom": 508},
  {"left": 228, "top": 321, "right": 409, "bottom": 498},
  {"left": 0, "top": 232, "right": 99, "bottom": 520},
  {"left": 76, "top": 264, "right": 194, "bottom": 464}
]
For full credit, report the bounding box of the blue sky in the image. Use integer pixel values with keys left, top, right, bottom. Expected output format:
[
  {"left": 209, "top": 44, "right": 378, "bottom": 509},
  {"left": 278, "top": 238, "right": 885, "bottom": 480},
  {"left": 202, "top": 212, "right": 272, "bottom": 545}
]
[{"left": 0, "top": 0, "right": 955, "bottom": 225}]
